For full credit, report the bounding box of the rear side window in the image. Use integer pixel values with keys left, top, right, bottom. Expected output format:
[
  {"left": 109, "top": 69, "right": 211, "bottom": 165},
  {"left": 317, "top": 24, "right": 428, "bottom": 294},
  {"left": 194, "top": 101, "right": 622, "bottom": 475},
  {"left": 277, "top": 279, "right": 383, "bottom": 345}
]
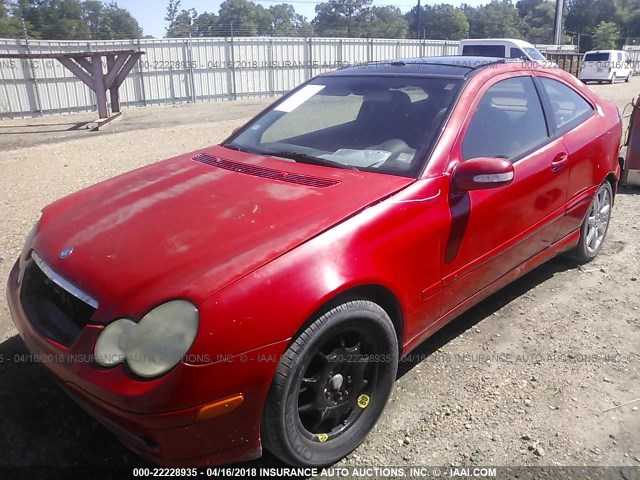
[
  {"left": 617, "top": 52, "right": 623, "bottom": 61},
  {"left": 462, "top": 45, "right": 505, "bottom": 58},
  {"left": 462, "top": 77, "right": 548, "bottom": 160},
  {"left": 584, "top": 52, "right": 610, "bottom": 62},
  {"left": 539, "top": 78, "right": 594, "bottom": 131}
]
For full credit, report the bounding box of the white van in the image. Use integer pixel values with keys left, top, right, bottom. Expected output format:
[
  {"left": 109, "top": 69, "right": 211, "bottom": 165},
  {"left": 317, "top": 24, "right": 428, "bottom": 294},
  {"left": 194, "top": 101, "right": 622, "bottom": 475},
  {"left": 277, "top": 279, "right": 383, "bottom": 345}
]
[
  {"left": 578, "top": 50, "right": 633, "bottom": 84},
  {"left": 458, "top": 38, "right": 549, "bottom": 63}
]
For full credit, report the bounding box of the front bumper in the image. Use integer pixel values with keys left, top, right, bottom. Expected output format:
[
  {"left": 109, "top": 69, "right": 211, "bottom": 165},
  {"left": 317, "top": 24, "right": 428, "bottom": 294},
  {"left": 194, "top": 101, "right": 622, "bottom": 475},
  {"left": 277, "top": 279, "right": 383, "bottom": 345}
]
[{"left": 7, "top": 260, "right": 288, "bottom": 465}]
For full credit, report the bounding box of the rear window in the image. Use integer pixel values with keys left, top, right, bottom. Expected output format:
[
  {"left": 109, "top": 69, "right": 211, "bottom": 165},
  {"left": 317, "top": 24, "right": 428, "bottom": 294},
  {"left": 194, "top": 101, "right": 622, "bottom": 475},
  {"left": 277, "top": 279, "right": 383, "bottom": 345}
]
[
  {"left": 584, "top": 52, "right": 610, "bottom": 62},
  {"left": 539, "top": 78, "right": 594, "bottom": 131},
  {"left": 462, "top": 45, "right": 505, "bottom": 58}
]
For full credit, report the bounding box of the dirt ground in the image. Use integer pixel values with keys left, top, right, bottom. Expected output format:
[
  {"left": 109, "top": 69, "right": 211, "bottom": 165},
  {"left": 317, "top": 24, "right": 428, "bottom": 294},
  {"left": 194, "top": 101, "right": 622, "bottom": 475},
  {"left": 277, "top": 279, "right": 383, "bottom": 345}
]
[{"left": 0, "top": 77, "right": 638, "bottom": 473}]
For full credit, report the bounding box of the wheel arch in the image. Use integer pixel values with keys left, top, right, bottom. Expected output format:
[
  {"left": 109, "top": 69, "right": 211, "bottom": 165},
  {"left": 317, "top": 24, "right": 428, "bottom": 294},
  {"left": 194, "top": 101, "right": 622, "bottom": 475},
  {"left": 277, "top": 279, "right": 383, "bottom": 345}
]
[
  {"left": 288, "top": 283, "right": 405, "bottom": 357},
  {"left": 606, "top": 171, "right": 618, "bottom": 203}
]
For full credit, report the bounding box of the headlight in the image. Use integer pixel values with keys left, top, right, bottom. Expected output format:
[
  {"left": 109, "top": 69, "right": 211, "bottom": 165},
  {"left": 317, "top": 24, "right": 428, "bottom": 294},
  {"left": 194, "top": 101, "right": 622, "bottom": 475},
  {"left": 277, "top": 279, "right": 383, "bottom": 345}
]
[
  {"left": 94, "top": 300, "right": 199, "bottom": 378},
  {"left": 19, "top": 217, "right": 40, "bottom": 267},
  {"left": 94, "top": 319, "right": 136, "bottom": 367}
]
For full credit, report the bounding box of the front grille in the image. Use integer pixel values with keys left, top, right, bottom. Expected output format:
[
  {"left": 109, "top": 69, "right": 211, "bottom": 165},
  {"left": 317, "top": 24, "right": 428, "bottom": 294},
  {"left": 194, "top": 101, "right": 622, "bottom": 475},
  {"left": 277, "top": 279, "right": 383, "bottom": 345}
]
[
  {"left": 20, "top": 258, "right": 96, "bottom": 347},
  {"left": 193, "top": 153, "right": 341, "bottom": 188}
]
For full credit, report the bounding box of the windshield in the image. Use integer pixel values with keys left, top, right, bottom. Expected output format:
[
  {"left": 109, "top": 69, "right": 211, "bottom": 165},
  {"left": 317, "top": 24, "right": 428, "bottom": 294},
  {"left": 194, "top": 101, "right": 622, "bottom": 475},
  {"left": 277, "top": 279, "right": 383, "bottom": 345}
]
[
  {"left": 225, "top": 75, "right": 462, "bottom": 177},
  {"left": 524, "top": 47, "right": 547, "bottom": 61}
]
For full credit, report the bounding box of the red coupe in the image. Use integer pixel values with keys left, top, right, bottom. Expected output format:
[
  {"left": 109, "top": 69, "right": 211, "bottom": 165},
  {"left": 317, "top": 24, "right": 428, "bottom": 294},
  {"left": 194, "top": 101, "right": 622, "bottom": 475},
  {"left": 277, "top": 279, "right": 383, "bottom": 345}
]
[{"left": 7, "top": 57, "right": 621, "bottom": 467}]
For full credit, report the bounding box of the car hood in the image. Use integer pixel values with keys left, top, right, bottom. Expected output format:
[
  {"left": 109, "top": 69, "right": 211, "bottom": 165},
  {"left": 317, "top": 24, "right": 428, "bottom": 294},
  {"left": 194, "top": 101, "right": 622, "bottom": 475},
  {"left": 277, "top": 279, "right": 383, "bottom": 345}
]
[{"left": 33, "top": 145, "right": 413, "bottom": 322}]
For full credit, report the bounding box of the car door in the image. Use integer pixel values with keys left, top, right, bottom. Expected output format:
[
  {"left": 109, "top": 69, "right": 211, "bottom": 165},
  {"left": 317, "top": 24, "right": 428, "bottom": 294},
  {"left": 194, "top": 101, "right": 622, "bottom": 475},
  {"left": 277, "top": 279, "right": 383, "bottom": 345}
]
[
  {"left": 535, "top": 76, "right": 598, "bottom": 239},
  {"left": 440, "top": 75, "right": 570, "bottom": 314}
]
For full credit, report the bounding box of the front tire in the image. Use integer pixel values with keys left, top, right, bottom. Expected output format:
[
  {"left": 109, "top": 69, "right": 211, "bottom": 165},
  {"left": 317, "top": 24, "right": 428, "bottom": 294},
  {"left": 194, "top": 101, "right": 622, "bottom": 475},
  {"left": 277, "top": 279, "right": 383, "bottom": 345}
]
[
  {"left": 570, "top": 181, "right": 613, "bottom": 262},
  {"left": 262, "top": 300, "right": 398, "bottom": 466},
  {"left": 626, "top": 73, "right": 631, "bottom": 83}
]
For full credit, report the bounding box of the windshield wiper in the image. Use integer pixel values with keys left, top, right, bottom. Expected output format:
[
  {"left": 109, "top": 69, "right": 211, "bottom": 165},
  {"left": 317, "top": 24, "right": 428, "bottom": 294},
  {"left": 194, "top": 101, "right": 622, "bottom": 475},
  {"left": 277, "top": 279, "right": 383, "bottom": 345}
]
[
  {"left": 223, "top": 143, "right": 251, "bottom": 153},
  {"left": 266, "top": 150, "right": 359, "bottom": 171}
]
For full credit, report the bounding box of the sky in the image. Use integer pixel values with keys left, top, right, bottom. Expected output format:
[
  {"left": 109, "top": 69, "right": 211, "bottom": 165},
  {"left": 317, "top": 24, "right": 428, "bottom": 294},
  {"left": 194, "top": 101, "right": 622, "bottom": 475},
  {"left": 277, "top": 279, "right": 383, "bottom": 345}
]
[{"left": 115, "top": 0, "right": 490, "bottom": 38}]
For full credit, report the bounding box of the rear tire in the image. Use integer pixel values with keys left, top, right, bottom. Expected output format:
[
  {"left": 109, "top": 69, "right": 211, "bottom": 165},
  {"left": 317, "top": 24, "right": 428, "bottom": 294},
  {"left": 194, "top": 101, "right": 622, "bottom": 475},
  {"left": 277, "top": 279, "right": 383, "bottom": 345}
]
[
  {"left": 609, "top": 74, "right": 616, "bottom": 84},
  {"left": 570, "top": 181, "right": 613, "bottom": 262},
  {"left": 262, "top": 300, "right": 398, "bottom": 466}
]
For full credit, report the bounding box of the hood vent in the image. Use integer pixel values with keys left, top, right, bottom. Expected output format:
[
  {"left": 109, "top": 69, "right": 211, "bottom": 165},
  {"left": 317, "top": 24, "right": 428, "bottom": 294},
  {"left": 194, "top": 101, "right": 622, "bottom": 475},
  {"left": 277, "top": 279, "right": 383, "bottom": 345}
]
[{"left": 193, "top": 153, "right": 340, "bottom": 188}]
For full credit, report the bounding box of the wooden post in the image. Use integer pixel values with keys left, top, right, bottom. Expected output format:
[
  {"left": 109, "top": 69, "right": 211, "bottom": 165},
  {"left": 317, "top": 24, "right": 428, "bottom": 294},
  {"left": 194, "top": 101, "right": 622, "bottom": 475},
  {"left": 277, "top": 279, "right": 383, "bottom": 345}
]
[
  {"left": 106, "top": 55, "right": 121, "bottom": 113},
  {"left": 91, "top": 54, "right": 108, "bottom": 119}
]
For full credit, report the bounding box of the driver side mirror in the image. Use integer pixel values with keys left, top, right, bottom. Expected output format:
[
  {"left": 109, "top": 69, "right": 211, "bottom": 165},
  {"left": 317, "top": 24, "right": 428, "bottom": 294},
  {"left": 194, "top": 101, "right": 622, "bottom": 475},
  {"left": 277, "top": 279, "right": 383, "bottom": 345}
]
[{"left": 453, "top": 157, "right": 515, "bottom": 191}]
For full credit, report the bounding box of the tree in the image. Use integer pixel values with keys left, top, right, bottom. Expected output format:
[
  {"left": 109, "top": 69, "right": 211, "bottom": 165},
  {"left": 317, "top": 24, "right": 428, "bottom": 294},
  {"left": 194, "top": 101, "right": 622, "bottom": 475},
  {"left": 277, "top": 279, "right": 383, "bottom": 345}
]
[
  {"left": 192, "top": 12, "right": 219, "bottom": 37},
  {"left": 473, "top": 0, "right": 524, "bottom": 38},
  {"left": 82, "top": 0, "right": 104, "bottom": 38},
  {"left": 515, "top": 0, "right": 543, "bottom": 17},
  {"left": 10, "top": 0, "right": 142, "bottom": 40},
  {"left": 85, "top": 1, "right": 142, "bottom": 39},
  {"left": 406, "top": 4, "right": 468, "bottom": 40},
  {"left": 166, "top": 0, "right": 199, "bottom": 37},
  {"left": 266, "top": 4, "right": 312, "bottom": 36},
  {"left": 313, "top": 0, "right": 373, "bottom": 37},
  {"left": 615, "top": 0, "right": 640, "bottom": 44},
  {"left": 0, "top": 0, "right": 22, "bottom": 38},
  {"left": 15, "top": 0, "right": 90, "bottom": 39},
  {"left": 103, "top": 2, "right": 142, "bottom": 39},
  {"left": 360, "top": 6, "right": 408, "bottom": 38},
  {"left": 168, "top": 8, "right": 197, "bottom": 37},
  {"left": 217, "top": 0, "right": 261, "bottom": 36},
  {"left": 522, "top": 1, "right": 555, "bottom": 43},
  {"left": 592, "top": 20, "right": 619, "bottom": 48},
  {"left": 565, "top": 0, "right": 616, "bottom": 50},
  {"left": 165, "top": 0, "right": 180, "bottom": 33}
]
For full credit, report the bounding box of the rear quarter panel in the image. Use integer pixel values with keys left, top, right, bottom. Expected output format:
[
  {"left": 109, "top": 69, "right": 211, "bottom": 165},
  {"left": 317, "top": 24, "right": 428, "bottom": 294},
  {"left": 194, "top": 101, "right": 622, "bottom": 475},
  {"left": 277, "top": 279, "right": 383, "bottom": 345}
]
[{"left": 536, "top": 71, "right": 621, "bottom": 235}]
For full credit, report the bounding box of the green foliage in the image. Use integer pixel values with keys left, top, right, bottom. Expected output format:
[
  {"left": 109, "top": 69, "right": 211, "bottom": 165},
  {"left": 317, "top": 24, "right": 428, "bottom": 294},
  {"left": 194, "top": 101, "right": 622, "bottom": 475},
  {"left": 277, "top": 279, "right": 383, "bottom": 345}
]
[
  {"left": 6, "top": 0, "right": 141, "bottom": 40},
  {"left": 471, "top": 0, "right": 524, "bottom": 38},
  {"left": 266, "top": 4, "right": 313, "bottom": 37},
  {"left": 313, "top": 0, "right": 373, "bottom": 37},
  {"left": 592, "top": 20, "right": 619, "bottom": 48},
  {"left": 360, "top": 6, "right": 408, "bottom": 38},
  {"left": 0, "top": 0, "right": 22, "bottom": 37},
  {"left": 614, "top": 0, "right": 640, "bottom": 43},
  {"left": 406, "top": 4, "right": 469, "bottom": 40},
  {"left": 216, "top": 0, "right": 261, "bottom": 36},
  {"left": 313, "top": 0, "right": 408, "bottom": 38},
  {"left": 192, "top": 12, "right": 218, "bottom": 37},
  {"left": 522, "top": 1, "right": 555, "bottom": 44},
  {"left": 84, "top": 1, "right": 141, "bottom": 40},
  {"left": 566, "top": 0, "right": 616, "bottom": 50}
]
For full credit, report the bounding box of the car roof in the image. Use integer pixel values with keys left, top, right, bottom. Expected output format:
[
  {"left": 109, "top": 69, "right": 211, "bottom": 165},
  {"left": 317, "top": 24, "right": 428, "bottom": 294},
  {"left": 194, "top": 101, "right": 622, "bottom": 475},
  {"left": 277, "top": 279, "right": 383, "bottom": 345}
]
[
  {"left": 584, "top": 50, "right": 623, "bottom": 54},
  {"left": 323, "top": 56, "right": 509, "bottom": 78},
  {"left": 459, "top": 38, "right": 535, "bottom": 48}
]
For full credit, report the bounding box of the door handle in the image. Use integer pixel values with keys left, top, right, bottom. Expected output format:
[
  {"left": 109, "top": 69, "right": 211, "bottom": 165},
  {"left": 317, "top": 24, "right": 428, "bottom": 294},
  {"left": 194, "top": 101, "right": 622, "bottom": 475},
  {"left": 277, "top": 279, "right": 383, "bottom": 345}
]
[{"left": 551, "top": 153, "right": 568, "bottom": 172}]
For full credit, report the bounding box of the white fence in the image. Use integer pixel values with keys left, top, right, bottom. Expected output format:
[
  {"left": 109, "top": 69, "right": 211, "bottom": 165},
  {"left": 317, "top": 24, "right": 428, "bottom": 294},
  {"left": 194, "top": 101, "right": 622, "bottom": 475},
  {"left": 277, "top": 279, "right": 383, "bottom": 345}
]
[
  {"left": 0, "top": 37, "right": 578, "bottom": 119},
  {"left": 624, "top": 45, "right": 640, "bottom": 68}
]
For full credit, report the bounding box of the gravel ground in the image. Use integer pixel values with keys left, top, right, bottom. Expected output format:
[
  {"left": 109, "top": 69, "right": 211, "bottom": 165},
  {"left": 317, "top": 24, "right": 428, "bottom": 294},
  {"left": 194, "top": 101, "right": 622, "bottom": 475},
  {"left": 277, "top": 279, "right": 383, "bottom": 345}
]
[{"left": 0, "top": 78, "right": 638, "bottom": 472}]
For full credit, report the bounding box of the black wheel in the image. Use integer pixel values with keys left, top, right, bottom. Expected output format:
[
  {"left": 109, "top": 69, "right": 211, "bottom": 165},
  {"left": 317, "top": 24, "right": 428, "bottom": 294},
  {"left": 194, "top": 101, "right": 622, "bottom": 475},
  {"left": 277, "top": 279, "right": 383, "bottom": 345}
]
[
  {"left": 609, "top": 74, "right": 616, "bottom": 84},
  {"left": 262, "top": 300, "right": 398, "bottom": 466},
  {"left": 570, "top": 181, "right": 613, "bottom": 262},
  {"left": 626, "top": 73, "right": 631, "bottom": 83}
]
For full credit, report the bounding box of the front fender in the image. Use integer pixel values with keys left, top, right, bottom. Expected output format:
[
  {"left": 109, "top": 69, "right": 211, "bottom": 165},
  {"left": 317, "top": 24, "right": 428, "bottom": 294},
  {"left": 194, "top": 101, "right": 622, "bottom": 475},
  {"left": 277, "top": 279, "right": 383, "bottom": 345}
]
[{"left": 188, "top": 177, "right": 450, "bottom": 361}]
